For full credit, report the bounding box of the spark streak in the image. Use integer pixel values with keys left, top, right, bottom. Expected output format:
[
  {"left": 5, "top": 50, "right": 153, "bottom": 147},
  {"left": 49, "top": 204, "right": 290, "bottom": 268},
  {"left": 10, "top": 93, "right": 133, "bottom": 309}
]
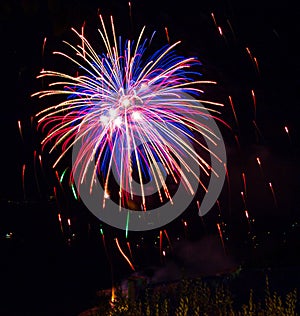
[
  {"left": 269, "top": 182, "right": 278, "bottom": 208},
  {"left": 115, "top": 238, "right": 135, "bottom": 271}
]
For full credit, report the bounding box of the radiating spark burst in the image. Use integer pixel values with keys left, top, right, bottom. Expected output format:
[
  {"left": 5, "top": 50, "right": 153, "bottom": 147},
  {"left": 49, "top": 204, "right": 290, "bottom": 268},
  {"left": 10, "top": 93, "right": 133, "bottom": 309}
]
[{"left": 32, "top": 15, "right": 225, "bottom": 211}]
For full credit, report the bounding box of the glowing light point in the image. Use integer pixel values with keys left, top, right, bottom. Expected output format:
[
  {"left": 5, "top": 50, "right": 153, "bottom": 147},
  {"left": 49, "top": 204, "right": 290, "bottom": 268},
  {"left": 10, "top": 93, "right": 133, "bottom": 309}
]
[
  {"left": 114, "top": 116, "right": 122, "bottom": 127},
  {"left": 100, "top": 115, "right": 109, "bottom": 125},
  {"left": 121, "top": 97, "right": 130, "bottom": 108},
  {"left": 104, "top": 191, "right": 110, "bottom": 199},
  {"left": 140, "top": 83, "right": 147, "bottom": 90},
  {"left": 109, "top": 108, "right": 118, "bottom": 118},
  {"left": 284, "top": 126, "right": 289, "bottom": 134},
  {"left": 132, "top": 111, "right": 142, "bottom": 121}
]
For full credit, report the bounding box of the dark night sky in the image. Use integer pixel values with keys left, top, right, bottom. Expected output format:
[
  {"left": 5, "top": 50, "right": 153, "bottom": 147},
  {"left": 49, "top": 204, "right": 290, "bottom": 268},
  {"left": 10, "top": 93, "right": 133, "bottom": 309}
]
[
  {"left": 0, "top": 0, "right": 299, "bottom": 217},
  {"left": 0, "top": 1, "right": 300, "bottom": 315}
]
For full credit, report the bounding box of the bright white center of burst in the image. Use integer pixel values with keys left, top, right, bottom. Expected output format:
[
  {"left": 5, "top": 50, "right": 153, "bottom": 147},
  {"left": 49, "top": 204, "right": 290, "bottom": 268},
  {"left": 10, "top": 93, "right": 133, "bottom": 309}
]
[
  {"left": 100, "top": 115, "right": 109, "bottom": 125},
  {"left": 132, "top": 111, "right": 142, "bottom": 121},
  {"left": 114, "top": 116, "right": 122, "bottom": 127},
  {"left": 121, "top": 97, "right": 130, "bottom": 108},
  {"left": 109, "top": 108, "right": 118, "bottom": 118}
]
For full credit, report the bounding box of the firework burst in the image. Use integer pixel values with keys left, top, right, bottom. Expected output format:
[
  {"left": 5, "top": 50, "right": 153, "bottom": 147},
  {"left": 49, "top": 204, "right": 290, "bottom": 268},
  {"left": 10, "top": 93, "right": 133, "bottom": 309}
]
[{"left": 32, "top": 15, "right": 226, "bottom": 214}]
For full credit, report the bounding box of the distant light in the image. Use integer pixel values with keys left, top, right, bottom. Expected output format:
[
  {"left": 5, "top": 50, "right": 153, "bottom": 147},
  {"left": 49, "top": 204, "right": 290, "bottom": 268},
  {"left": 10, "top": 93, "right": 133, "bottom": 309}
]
[
  {"left": 256, "top": 157, "right": 261, "bottom": 165},
  {"left": 218, "top": 26, "right": 223, "bottom": 36},
  {"left": 5, "top": 232, "right": 13, "bottom": 239}
]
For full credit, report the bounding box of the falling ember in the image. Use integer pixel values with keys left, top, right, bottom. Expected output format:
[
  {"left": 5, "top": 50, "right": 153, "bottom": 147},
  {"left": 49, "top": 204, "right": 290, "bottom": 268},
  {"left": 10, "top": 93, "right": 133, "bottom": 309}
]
[
  {"left": 115, "top": 238, "right": 135, "bottom": 271},
  {"left": 55, "top": 170, "right": 60, "bottom": 183},
  {"left": 251, "top": 89, "right": 257, "bottom": 120},
  {"left": 217, "top": 223, "right": 226, "bottom": 254},
  {"left": 244, "top": 210, "right": 251, "bottom": 234},
  {"left": 284, "top": 125, "right": 292, "bottom": 144},
  {"left": 67, "top": 218, "right": 72, "bottom": 237},
  {"left": 234, "top": 134, "right": 241, "bottom": 149},
  {"left": 256, "top": 157, "right": 265, "bottom": 177},
  {"left": 162, "top": 250, "right": 166, "bottom": 257},
  {"left": 42, "top": 37, "right": 47, "bottom": 56},
  {"left": 111, "top": 287, "right": 116, "bottom": 304},
  {"left": 218, "top": 26, "right": 223, "bottom": 36},
  {"left": 53, "top": 186, "right": 58, "bottom": 203},
  {"left": 165, "top": 26, "right": 170, "bottom": 44},
  {"left": 128, "top": 2, "right": 133, "bottom": 34},
  {"left": 22, "top": 164, "right": 26, "bottom": 201},
  {"left": 18, "top": 120, "right": 23, "bottom": 141},
  {"left": 38, "top": 154, "right": 42, "bottom": 166},
  {"left": 246, "top": 47, "right": 260, "bottom": 73},
  {"left": 253, "top": 57, "right": 260, "bottom": 74},
  {"left": 159, "top": 230, "right": 163, "bottom": 261},
  {"left": 164, "top": 229, "right": 173, "bottom": 251},
  {"left": 216, "top": 199, "right": 221, "bottom": 213},
  {"left": 228, "top": 95, "right": 239, "bottom": 128},
  {"left": 284, "top": 126, "right": 289, "bottom": 134},
  {"left": 252, "top": 120, "right": 262, "bottom": 139},
  {"left": 245, "top": 46, "right": 254, "bottom": 62},
  {"left": 127, "top": 241, "right": 133, "bottom": 259},
  {"left": 128, "top": 1, "right": 132, "bottom": 18},
  {"left": 256, "top": 157, "right": 261, "bottom": 166},
  {"left": 241, "top": 191, "right": 247, "bottom": 208},
  {"left": 242, "top": 172, "right": 247, "bottom": 197},
  {"left": 182, "top": 220, "right": 188, "bottom": 239},
  {"left": 216, "top": 200, "right": 222, "bottom": 217},
  {"left": 58, "top": 213, "right": 64, "bottom": 234},
  {"left": 211, "top": 12, "right": 218, "bottom": 28},
  {"left": 269, "top": 182, "right": 278, "bottom": 208}
]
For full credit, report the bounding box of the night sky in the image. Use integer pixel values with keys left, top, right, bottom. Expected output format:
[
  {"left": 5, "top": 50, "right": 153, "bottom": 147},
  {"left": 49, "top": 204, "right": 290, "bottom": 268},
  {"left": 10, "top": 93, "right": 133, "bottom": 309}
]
[{"left": 0, "top": 1, "right": 299, "bottom": 315}]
